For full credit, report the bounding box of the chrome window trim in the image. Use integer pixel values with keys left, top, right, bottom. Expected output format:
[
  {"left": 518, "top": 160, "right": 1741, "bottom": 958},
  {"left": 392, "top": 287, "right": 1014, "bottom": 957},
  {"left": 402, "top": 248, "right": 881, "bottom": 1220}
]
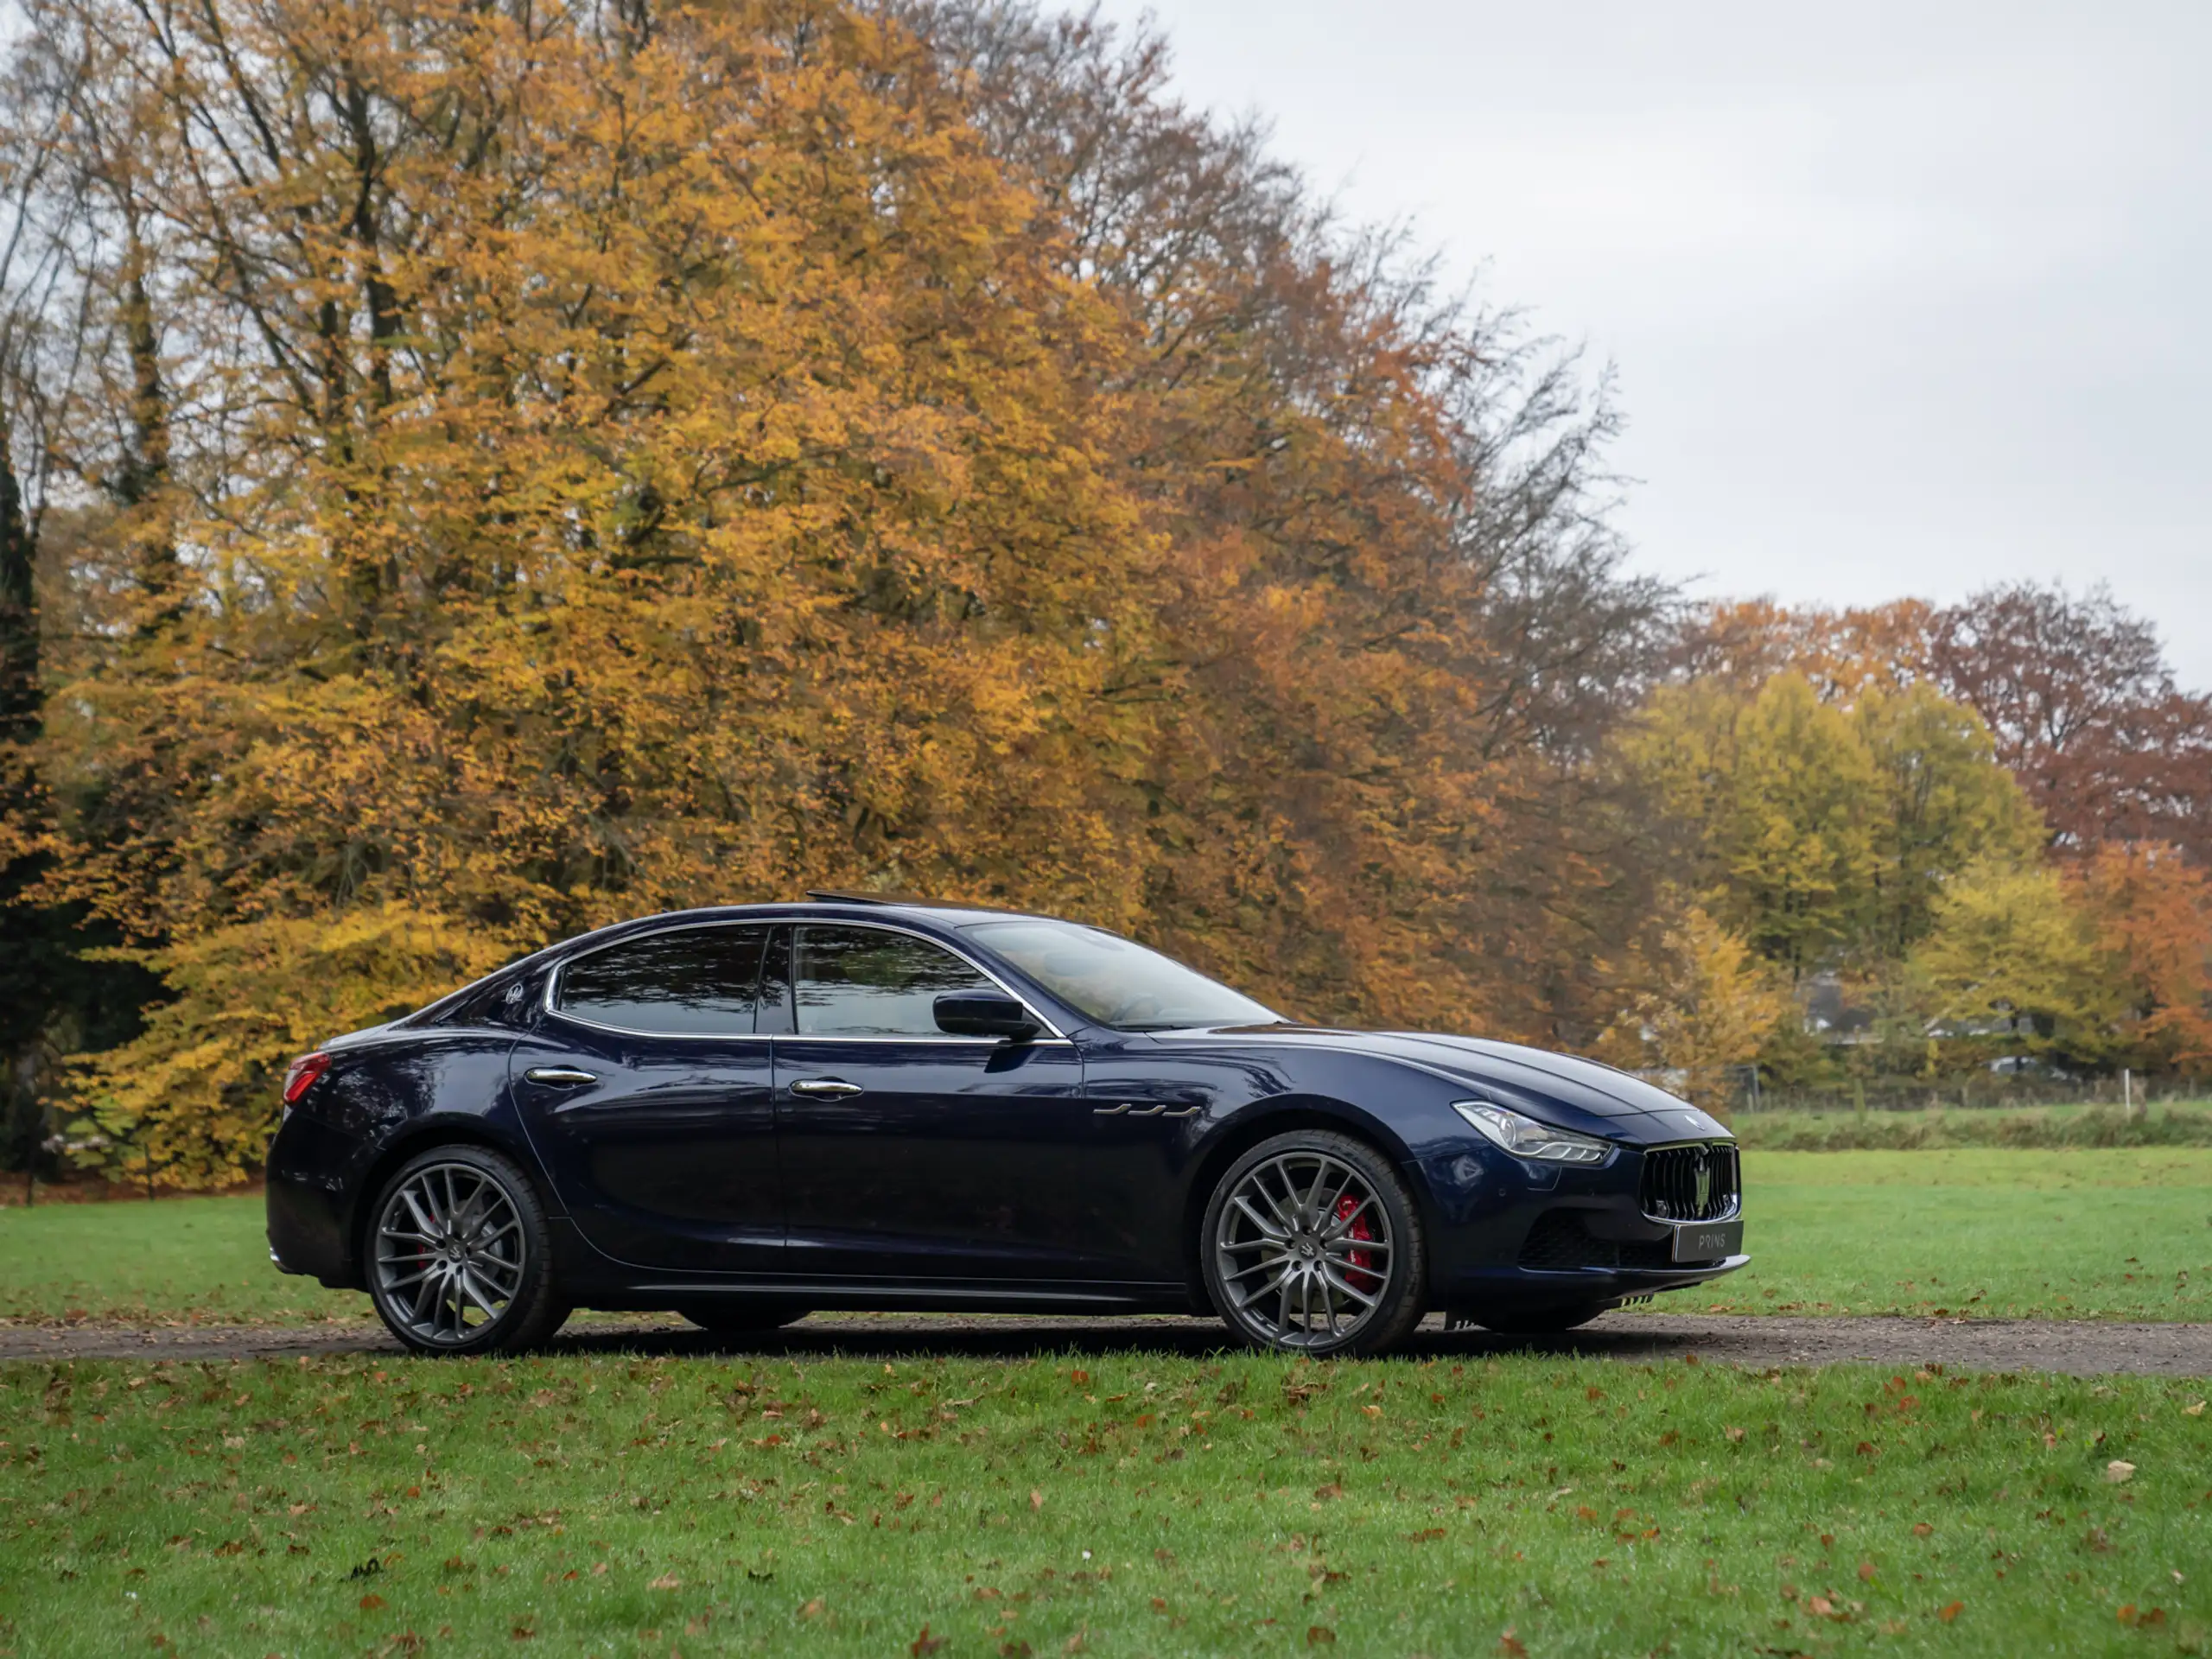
[{"left": 543, "top": 915, "right": 1068, "bottom": 1043}]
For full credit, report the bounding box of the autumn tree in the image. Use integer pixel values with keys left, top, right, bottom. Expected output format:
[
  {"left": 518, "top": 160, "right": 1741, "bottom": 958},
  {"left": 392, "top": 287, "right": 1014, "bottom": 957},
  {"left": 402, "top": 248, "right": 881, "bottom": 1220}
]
[
  {"left": 1905, "top": 859, "right": 2114, "bottom": 1065},
  {"left": 1676, "top": 597, "right": 1934, "bottom": 705},
  {"left": 1856, "top": 680, "right": 2042, "bottom": 960},
  {"left": 0, "top": 390, "right": 41, "bottom": 1171},
  {"left": 0, "top": 0, "right": 1669, "bottom": 1183},
  {"left": 0, "top": 31, "right": 171, "bottom": 1179},
  {"left": 1594, "top": 902, "right": 1787, "bottom": 1111},
  {"left": 1620, "top": 674, "right": 1884, "bottom": 979},
  {"left": 2074, "top": 842, "right": 2212, "bottom": 1074},
  {"left": 909, "top": 0, "right": 1675, "bottom": 1042},
  {"left": 1613, "top": 661, "right": 2045, "bottom": 1096},
  {"left": 1928, "top": 582, "right": 2212, "bottom": 865}
]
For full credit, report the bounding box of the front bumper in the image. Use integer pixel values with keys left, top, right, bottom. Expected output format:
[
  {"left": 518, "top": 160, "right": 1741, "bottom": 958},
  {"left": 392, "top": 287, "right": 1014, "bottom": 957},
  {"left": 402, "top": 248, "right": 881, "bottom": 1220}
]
[{"left": 1416, "top": 1136, "right": 1746, "bottom": 1313}]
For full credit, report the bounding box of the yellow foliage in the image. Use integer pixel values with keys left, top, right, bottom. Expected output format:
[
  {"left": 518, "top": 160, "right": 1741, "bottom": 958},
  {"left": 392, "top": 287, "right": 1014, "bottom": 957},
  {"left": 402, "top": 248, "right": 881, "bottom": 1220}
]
[
  {"left": 1598, "top": 904, "right": 1788, "bottom": 1112},
  {"left": 1618, "top": 671, "right": 2042, "bottom": 982},
  {"left": 22, "top": 0, "right": 1647, "bottom": 1179},
  {"left": 1905, "top": 859, "right": 2113, "bottom": 1053},
  {"left": 68, "top": 906, "right": 520, "bottom": 1188}
]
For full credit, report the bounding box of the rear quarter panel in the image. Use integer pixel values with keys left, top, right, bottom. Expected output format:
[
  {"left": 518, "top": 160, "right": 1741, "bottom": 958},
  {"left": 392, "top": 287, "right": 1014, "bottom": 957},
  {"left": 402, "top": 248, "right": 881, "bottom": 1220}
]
[{"left": 268, "top": 1030, "right": 524, "bottom": 1287}]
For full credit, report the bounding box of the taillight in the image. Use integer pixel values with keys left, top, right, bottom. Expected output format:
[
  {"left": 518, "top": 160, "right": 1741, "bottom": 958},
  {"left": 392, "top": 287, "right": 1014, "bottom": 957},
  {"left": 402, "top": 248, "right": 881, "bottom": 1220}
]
[{"left": 282, "top": 1052, "right": 332, "bottom": 1108}]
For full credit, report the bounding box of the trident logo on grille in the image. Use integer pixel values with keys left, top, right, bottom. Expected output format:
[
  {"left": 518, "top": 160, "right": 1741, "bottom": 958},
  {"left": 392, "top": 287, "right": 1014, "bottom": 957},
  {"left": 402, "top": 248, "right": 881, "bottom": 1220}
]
[{"left": 1692, "top": 1150, "right": 1713, "bottom": 1215}]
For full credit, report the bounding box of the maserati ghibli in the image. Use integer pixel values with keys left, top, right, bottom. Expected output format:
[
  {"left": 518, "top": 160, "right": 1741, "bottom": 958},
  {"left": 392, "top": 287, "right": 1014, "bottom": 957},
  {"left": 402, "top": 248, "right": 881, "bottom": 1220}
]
[{"left": 266, "top": 895, "right": 1746, "bottom": 1356}]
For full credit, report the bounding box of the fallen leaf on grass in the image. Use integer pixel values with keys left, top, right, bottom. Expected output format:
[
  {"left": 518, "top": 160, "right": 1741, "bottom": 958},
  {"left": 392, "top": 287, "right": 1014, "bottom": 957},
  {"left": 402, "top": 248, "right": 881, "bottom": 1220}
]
[
  {"left": 649, "top": 1574, "right": 680, "bottom": 1591},
  {"left": 359, "top": 1594, "right": 386, "bottom": 1611},
  {"left": 1313, "top": 1483, "right": 1344, "bottom": 1500},
  {"left": 2183, "top": 1400, "right": 2203, "bottom": 1417},
  {"left": 910, "top": 1625, "right": 947, "bottom": 1656},
  {"left": 1031, "top": 1489, "right": 1045, "bottom": 1511},
  {"left": 800, "top": 1599, "right": 825, "bottom": 1619},
  {"left": 1306, "top": 1627, "right": 1336, "bottom": 1646},
  {"left": 1937, "top": 1601, "right": 1965, "bottom": 1624},
  {"left": 1912, "top": 1522, "right": 1932, "bottom": 1537},
  {"left": 1497, "top": 1631, "right": 1528, "bottom": 1657},
  {"left": 1858, "top": 1561, "right": 1876, "bottom": 1582},
  {"left": 2106, "top": 1460, "right": 2136, "bottom": 1484}
]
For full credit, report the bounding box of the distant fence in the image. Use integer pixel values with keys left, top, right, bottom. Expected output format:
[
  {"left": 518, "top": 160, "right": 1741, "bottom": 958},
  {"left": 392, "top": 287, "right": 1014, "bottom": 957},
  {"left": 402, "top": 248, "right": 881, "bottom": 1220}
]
[{"left": 1713, "top": 1066, "right": 2202, "bottom": 1116}]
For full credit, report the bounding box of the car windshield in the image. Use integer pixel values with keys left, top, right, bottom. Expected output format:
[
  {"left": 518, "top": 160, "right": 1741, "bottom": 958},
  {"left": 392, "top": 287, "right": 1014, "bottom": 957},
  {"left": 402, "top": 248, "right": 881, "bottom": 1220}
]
[{"left": 962, "top": 919, "right": 1282, "bottom": 1031}]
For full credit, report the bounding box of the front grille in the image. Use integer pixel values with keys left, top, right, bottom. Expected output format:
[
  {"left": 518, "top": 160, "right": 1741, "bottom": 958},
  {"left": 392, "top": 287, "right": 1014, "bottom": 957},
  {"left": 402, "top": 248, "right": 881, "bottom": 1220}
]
[
  {"left": 1516, "top": 1211, "right": 1692, "bottom": 1272},
  {"left": 1639, "top": 1142, "right": 1739, "bottom": 1223}
]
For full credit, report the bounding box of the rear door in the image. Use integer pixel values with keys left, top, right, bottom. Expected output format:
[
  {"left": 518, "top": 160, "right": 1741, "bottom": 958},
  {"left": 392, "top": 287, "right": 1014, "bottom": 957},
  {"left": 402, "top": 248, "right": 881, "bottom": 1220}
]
[
  {"left": 509, "top": 924, "right": 783, "bottom": 1274},
  {"left": 771, "top": 924, "right": 1135, "bottom": 1285}
]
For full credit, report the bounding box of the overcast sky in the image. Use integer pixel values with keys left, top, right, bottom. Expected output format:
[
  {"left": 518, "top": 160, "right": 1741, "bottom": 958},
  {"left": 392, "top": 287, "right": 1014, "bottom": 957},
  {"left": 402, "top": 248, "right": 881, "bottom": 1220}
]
[{"left": 1089, "top": 0, "right": 2212, "bottom": 687}]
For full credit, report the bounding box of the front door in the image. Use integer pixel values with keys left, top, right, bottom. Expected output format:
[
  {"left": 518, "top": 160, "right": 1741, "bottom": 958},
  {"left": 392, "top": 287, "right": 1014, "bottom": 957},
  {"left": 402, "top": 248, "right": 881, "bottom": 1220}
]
[
  {"left": 770, "top": 924, "right": 1141, "bottom": 1286},
  {"left": 510, "top": 923, "right": 782, "bottom": 1274}
]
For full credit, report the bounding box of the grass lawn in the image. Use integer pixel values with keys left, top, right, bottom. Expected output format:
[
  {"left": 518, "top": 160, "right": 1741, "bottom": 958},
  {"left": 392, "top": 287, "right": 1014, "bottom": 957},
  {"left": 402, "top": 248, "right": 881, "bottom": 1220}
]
[
  {"left": 5, "top": 1149, "right": 2212, "bottom": 1327},
  {"left": 0, "top": 1197, "right": 360, "bottom": 1326},
  {"left": 1697, "top": 1150, "right": 2212, "bottom": 1322},
  {"left": 1733, "top": 1103, "right": 2212, "bottom": 1152},
  {"left": 2, "top": 1348, "right": 2208, "bottom": 1656}
]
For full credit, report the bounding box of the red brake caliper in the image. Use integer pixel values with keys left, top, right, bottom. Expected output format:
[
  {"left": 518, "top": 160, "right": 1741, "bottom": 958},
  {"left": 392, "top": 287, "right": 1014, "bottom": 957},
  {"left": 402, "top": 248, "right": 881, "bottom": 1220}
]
[{"left": 1334, "top": 1192, "right": 1380, "bottom": 1293}]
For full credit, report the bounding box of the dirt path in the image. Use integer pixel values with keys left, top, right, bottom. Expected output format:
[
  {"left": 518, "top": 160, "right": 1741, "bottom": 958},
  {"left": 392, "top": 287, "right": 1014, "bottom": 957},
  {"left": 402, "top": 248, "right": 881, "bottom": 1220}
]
[{"left": 3, "top": 1312, "right": 2209, "bottom": 1376}]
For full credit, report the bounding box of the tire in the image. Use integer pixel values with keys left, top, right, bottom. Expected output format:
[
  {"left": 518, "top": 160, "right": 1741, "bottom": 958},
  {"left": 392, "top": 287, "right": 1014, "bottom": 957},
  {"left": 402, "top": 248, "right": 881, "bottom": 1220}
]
[
  {"left": 1476, "top": 1303, "right": 1608, "bottom": 1334},
  {"left": 365, "top": 1144, "right": 570, "bottom": 1357},
  {"left": 677, "top": 1302, "right": 810, "bottom": 1334},
  {"left": 1200, "top": 1128, "right": 1427, "bottom": 1357}
]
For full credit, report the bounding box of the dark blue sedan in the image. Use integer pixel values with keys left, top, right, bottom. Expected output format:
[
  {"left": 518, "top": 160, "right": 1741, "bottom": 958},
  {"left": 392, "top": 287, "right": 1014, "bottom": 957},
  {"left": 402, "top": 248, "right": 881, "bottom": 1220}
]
[{"left": 267, "top": 893, "right": 1746, "bottom": 1357}]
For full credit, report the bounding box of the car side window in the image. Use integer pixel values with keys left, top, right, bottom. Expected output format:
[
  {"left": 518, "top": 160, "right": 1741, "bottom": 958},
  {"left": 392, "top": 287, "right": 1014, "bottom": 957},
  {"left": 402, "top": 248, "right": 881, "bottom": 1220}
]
[
  {"left": 793, "top": 926, "right": 996, "bottom": 1038},
  {"left": 435, "top": 975, "right": 534, "bottom": 1030},
  {"left": 556, "top": 927, "right": 766, "bottom": 1035}
]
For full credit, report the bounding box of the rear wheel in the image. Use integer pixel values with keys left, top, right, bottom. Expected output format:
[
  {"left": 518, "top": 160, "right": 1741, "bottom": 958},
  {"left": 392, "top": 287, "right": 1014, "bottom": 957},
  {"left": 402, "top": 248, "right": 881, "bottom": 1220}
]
[
  {"left": 1200, "top": 1129, "right": 1427, "bottom": 1357},
  {"left": 677, "top": 1303, "right": 810, "bottom": 1334},
  {"left": 365, "top": 1145, "right": 569, "bottom": 1357}
]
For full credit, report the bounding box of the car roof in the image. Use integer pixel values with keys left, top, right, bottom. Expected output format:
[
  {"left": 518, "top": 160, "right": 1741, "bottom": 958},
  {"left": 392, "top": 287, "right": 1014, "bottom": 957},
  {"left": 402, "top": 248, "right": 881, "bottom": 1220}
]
[
  {"left": 398, "top": 898, "right": 1078, "bottom": 1029},
  {"left": 802, "top": 889, "right": 1046, "bottom": 921}
]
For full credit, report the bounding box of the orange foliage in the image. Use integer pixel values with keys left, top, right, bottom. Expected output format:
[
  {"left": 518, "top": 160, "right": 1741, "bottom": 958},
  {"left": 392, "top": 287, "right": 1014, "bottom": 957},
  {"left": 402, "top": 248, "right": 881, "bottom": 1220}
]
[
  {"left": 16, "top": 0, "right": 1651, "bottom": 1176},
  {"left": 1682, "top": 599, "right": 1935, "bottom": 707},
  {"left": 2075, "top": 843, "right": 2212, "bottom": 1071}
]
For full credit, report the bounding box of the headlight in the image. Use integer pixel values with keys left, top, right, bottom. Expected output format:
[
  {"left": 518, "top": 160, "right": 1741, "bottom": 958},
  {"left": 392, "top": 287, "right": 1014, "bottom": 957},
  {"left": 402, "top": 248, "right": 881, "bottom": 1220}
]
[{"left": 1452, "top": 1100, "right": 1611, "bottom": 1165}]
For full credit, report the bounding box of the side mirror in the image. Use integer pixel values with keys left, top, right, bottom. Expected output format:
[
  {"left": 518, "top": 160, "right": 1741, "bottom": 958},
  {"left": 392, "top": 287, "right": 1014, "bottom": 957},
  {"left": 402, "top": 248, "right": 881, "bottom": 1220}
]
[{"left": 934, "top": 991, "right": 1039, "bottom": 1040}]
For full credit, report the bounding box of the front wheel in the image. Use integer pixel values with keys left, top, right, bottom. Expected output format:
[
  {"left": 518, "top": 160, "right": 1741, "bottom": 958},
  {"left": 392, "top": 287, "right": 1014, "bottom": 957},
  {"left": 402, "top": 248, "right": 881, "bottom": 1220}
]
[
  {"left": 365, "top": 1145, "right": 569, "bottom": 1357},
  {"left": 1200, "top": 1129, "right": 1427, "bottom": 1357}
]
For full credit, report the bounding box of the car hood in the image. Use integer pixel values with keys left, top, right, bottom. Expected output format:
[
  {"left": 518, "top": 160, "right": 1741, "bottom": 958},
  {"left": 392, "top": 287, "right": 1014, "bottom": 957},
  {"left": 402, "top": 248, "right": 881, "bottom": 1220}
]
[{"left": 1202, "top": 1026, "right": 1730, "bottom": 1138}]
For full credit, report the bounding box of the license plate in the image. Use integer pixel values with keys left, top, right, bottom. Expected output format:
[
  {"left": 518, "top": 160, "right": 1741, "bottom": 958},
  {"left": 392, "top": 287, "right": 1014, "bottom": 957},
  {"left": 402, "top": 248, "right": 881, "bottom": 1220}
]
[{"left": 1672, "top": 1218, "right": 1743, "bottom": 1262}]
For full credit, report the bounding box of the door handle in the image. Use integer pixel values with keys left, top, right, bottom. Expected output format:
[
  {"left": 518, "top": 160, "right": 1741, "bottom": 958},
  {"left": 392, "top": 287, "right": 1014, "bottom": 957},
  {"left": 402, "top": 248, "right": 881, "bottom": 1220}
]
[
  {"left": 789, "top": 1077, "right": 863, "bottom": 1098},
  {"left": 524, "top": 1066, "right": 598, "bottom": 1087}
]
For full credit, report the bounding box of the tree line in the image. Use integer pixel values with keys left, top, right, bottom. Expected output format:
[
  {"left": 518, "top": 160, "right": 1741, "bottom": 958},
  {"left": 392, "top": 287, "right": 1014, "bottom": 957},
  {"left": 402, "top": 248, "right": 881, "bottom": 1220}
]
[{"left": 0, "top": 0, "right": 2204, "bottom": 1185}]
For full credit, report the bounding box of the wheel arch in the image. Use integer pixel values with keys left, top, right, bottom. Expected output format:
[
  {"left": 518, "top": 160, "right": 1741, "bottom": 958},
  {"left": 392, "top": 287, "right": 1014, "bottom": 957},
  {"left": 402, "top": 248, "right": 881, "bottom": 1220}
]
[
  {"left": 1177, "top": 1097, "right": 1433, "bottom": 1314},
  {"left": 346, "top": 1117, "right": 549, "bottom": 1290}
]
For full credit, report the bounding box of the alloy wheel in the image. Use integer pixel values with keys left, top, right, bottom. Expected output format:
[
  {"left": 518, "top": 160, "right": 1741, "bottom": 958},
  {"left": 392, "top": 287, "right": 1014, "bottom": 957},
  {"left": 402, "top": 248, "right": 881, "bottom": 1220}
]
[
  {"left": 372, "top": 1161, "right": 528, "bottom": 1347},
  {"left": 1212, "top": 1149, "right": 1394, "bottom": 1349}
]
